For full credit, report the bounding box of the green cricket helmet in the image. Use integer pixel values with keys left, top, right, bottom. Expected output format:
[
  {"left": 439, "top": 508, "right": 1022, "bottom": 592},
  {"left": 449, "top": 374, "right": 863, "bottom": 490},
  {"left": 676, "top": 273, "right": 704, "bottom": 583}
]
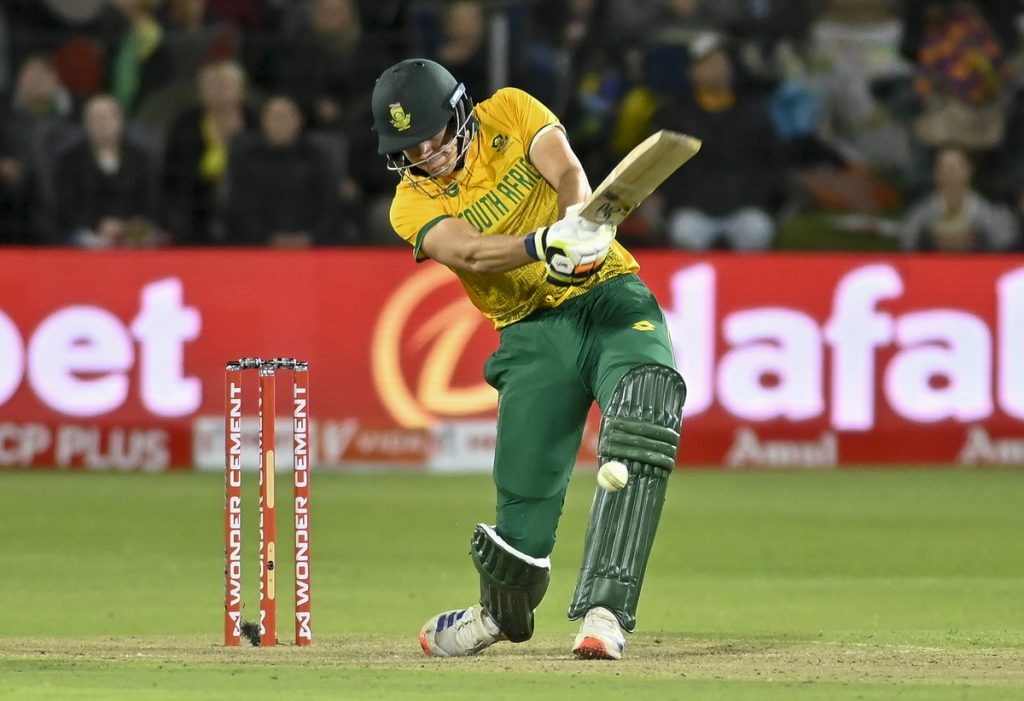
[{"left": 371, "top": 59, "right": 477, "bottom": 177}]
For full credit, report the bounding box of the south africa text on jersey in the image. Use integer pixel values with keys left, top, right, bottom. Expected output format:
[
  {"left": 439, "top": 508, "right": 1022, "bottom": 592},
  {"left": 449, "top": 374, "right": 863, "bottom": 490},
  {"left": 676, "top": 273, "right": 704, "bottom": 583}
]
[{"left": 457, "top": 157, "right": 544, "bottom": 232}]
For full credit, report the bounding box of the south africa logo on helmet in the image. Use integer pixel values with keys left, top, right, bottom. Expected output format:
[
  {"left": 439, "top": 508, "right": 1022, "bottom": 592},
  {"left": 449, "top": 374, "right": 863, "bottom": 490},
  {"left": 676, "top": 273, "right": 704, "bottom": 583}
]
[
  {"left": 372, "top": 58, "right": 470, "bottom": 156},
  {"left": 389, "top": 102, "right": 412, "bottom": 132}
]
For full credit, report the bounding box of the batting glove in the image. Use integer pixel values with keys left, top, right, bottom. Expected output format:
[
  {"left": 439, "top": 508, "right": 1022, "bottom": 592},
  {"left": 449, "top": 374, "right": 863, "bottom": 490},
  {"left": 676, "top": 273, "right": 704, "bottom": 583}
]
[{"left": 526, "top": 215, "right": 614, "bottom": 286}]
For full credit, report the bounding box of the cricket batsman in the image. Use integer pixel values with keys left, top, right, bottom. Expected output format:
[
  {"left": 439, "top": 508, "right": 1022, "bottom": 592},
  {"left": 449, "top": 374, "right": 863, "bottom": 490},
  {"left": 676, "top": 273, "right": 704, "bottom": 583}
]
[{"left": 371, "top": 59, "right": 687, "bottom": 660}]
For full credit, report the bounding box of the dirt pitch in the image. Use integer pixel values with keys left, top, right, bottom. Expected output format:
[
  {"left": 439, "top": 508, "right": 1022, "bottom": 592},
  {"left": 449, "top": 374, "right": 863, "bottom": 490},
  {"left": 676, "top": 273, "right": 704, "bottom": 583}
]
[{"left": 2, "top": 635, "right": 1022, "bottom": 687}]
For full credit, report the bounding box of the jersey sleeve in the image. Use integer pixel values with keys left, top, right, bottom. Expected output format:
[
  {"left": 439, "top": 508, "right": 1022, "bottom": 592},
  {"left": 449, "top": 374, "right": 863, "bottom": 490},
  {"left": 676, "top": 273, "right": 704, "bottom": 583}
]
[
  {"left": 491, "top": 87, "right": 562, "bottom": 161},
  {"left": 389, "top": 186, "right": 452, "bottom": 261}
]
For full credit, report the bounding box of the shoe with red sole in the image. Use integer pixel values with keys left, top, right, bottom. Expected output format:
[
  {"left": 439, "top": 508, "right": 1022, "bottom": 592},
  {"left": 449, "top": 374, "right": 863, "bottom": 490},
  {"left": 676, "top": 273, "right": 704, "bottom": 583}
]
[
  {"left": 419, "top": 605, "right": 502, "bottom": 657},
  {"left": 572, "top": 607, "right": 625, "bottom": 660}
]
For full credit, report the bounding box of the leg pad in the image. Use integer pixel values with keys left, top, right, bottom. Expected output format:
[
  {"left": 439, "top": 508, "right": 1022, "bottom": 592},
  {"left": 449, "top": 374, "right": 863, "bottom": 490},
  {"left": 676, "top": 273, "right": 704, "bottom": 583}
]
[
  {"left": 471, "top": 524, "right": 551, "bottom": 642},
  {"left": 568, "top": 364, "right": 686, "bottom": 631}
]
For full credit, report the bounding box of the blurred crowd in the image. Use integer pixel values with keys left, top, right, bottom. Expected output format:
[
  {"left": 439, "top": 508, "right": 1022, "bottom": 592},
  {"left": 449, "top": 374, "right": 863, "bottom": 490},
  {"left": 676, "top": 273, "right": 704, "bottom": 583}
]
[{"left": 1, "top": 0, "right": 1023, "bottom": 252}]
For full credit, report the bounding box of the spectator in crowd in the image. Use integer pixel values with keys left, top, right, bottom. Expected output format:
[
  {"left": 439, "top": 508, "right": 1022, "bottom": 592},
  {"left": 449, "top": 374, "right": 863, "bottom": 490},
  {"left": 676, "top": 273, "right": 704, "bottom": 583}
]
[
  {"left": 764, "top": 0, "right": 907, "bottom": 221},
  {"left": 55, "top": 94, "right": 161, "bottom": 247},
  {"left": 606, "top": 0, "right": 815, "bottom": 85},
  {"left": 268, "top": 0, "right": 394, "bottom": 244},
  {"left": 522, "top": 0, "right": 581, "bottom": 110},
  {"left": 653, "top": 32, "right": 784, "bottom": 250},
  {"left": 8, "top": 53, "right": 74, "bottom": 119},
  {"left": 225, "top": 95, "right": 339, "bottom": 246},
  {"left": 0, "top": 55, "right": 75, "bottom": 243},
  {"left": 551, "top": 0, "right": 628, "bottom": 177},
  {"left": 708, "top": 0, "right": 818, "bottom": 83},
  {"left": 901, "top": 1, "right": 1016, "bottom": 155},
  {"left": 18, "top": 0, "right": 122, "bottom": 100},
  {"left": 111, "top": 0, "right": 175, "bottom": 115},
  {"left": 901, "top": 146, "right": 1018, "bottom": 252},
  {"left": 608, "top": 0, "right": 805, "bottom": 163},
  {"left": 606, "top": 0, "right": 724, "bottom": 162},
  {"left": 4, "top": 0, "right": 1024, "bottom": 254},
  {"left": 806, "top": 0, "right": 912, "bottom": 174},
  {"left": 163, "top": 59, "right": 253, "bottom": 244},
  {"left": 434, "top": 0, "right": 490, "bottom": 100},
  {"left": 161, "top": 0, "right": 238, "bottom": 82},
  {"left": 274, "top": 0, "right": 392, "bottom": 131}
]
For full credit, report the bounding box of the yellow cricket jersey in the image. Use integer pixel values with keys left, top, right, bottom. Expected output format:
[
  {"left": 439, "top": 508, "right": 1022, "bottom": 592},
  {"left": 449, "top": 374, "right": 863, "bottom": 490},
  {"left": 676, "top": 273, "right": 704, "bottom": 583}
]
[{"left": 389, "top": 87, "right": 638, "bottom": 329}]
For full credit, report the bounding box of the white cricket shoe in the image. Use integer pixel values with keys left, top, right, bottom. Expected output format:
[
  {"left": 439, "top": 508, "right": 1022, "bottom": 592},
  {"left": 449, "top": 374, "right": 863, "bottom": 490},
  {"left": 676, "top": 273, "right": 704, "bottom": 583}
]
[
  {"left": 572, "top": 606, "right": 626, "bottom": 660},
  {"left": 419, "top": 605, "right": 502, "bottom": 657}
]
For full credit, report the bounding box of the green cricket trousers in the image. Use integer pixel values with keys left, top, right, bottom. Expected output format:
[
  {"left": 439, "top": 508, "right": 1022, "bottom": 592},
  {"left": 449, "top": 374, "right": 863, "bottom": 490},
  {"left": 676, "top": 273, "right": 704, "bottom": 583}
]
[{"left": 483, "top": 273, "right": 676, "bottom": 558}]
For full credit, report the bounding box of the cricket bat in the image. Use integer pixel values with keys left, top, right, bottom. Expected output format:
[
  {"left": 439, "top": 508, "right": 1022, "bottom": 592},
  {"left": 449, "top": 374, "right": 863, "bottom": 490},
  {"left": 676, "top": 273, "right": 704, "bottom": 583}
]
[{"left": 578, "top": 130, "right": 701, "bottom": 226}]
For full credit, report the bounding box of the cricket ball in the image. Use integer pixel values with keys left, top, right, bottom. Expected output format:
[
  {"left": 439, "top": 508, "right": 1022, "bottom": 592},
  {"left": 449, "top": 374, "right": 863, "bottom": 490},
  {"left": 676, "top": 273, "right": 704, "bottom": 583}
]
[{"left": 597, "top": 460, "right": 629, "bottom": 492}]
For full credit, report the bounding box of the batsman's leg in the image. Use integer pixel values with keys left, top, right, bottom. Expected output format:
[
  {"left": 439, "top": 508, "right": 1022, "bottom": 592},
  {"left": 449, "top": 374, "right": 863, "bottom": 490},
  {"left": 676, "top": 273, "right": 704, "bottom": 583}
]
[
  {"left": 417, "top": 522, "right": 556, "bottom": 657},
  {"left": 569, "top": 364, "right": 686, "bottom": 658},
  {"left": 419, "top": 315, "right": 591, "bottom": 655}
]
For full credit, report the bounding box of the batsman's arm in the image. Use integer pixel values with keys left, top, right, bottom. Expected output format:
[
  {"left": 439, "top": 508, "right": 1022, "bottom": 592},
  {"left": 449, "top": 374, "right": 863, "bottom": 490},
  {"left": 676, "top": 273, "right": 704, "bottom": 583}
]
[
  {"left": 418, "top": 127, "right": 594, "bottom": 275},
  {"left": 419, "top": 217, "right": 535, "bottom": 274},
  {"left": 530, "top": 126, "right": 591, "bottom": 216}
]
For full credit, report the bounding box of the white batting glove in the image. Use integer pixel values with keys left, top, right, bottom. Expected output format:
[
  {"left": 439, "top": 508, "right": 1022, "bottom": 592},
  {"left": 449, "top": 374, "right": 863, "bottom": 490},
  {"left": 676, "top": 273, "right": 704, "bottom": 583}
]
[{"left": 527, "top": 214, "right": 614, "bottom": 286}]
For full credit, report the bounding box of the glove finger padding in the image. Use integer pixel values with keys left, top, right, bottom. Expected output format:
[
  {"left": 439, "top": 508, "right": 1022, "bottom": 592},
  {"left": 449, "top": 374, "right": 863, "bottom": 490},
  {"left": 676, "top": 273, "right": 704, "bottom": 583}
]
[
  {"left": 547, "top": 252, "right": 605, "bottom": 286},
  {"left": 540, "top": 225, "right": 613, "bottom": 287}
]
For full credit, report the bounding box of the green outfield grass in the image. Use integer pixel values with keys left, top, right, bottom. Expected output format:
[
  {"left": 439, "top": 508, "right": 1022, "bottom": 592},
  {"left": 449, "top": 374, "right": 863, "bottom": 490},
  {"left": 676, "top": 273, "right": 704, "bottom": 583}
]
[{"left": 1, "top": 468, "right": 1022, "bottom": 700}]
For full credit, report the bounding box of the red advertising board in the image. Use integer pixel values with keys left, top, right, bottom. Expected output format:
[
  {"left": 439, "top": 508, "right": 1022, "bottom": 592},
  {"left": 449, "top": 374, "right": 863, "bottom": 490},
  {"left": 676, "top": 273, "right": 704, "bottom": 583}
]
[{"left": 0, "top": 248, "right": 1022, "bottom": 470}]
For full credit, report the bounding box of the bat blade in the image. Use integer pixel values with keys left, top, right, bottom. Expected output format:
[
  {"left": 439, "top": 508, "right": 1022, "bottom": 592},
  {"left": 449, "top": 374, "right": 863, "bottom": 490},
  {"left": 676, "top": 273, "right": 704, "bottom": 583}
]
[{"left": 578, "top": 130, "right": 701, "bottom": 226}]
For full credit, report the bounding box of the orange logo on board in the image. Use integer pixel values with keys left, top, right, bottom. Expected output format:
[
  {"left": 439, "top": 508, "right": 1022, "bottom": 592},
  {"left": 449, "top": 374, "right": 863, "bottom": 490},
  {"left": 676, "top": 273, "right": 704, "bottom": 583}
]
[{"left": 371, "top": 266, "right": 498, "bottom": 427}]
